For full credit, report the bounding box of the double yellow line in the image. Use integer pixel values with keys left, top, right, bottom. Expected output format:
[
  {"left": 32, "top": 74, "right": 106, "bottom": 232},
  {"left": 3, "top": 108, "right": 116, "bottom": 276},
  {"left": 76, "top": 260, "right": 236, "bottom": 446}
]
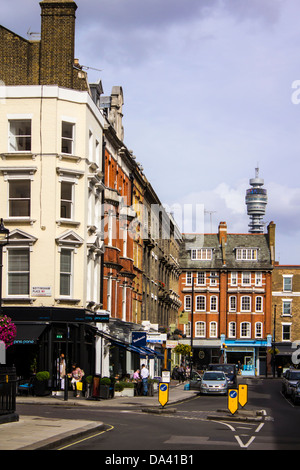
[{"left": 57, "top": 424, "right": 114, "bottom": 450}]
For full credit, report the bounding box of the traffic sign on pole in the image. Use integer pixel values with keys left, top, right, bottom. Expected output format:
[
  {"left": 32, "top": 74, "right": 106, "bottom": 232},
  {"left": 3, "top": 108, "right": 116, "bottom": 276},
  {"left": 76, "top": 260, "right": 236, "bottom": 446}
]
[
  {"left": 238, "top": 384, "right": 248, "bottom": 407},
  {"left": 228, "top": 389, "right": 238, "bottom": 415},
  {"left": 158, "top": 383, "right": 169, "bottom": 407}
]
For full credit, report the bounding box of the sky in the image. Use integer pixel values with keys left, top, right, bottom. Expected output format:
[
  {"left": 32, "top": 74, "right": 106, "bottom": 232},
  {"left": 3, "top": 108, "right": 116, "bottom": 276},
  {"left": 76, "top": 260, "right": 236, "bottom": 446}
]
[{"left": 2, "top": 0, "right": 300, "bottom": 264}]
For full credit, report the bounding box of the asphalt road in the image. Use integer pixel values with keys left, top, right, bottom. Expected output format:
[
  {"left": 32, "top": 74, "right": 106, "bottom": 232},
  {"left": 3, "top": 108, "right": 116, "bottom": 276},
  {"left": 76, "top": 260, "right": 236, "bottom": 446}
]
[{"left": 17, "top": 378, "right": 300, "bottom": 453}]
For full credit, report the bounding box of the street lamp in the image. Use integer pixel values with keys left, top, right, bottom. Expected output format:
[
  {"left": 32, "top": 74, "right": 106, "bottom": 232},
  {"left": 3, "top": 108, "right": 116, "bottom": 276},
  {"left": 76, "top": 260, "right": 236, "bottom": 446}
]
[{"left": 0, "top": 219, "right": 9, "bottom": 315}]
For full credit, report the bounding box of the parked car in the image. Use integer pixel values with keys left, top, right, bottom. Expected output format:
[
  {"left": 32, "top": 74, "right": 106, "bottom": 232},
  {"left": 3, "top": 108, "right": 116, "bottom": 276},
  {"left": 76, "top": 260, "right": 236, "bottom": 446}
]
[
  {"left": 291, "top": 381, "right": 300, "bottom": 405},
  {"left": 200, "top": 371, "right": 228, "bottom": 395},
  {"left": 208, "top": 363, "right": 237, "bottom": 388},
  {"left": 282, "top": 369, "right": 300, "bottom": 397},
  {"left": 189, "top": 371, "right": 202, "bottom": 390}
]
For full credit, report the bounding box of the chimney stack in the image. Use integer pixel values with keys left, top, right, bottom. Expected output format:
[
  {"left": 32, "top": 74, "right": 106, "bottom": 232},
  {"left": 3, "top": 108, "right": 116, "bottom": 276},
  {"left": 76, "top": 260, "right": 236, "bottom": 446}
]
[{"left": 39, "top": 0, "right": 77, "bottom": 88}]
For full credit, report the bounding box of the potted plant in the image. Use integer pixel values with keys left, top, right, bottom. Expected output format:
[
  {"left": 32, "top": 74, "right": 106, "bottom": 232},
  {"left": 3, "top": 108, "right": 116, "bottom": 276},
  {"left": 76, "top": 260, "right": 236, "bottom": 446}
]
[
  {"left": 35, "top": 371, "right": 50, "bottom": 396},
  {"left": 99, "top": 377, "right": 111, "bottom": 399},
  {"left": 114, "top": 381, "right": 125, "bottom": 397}
]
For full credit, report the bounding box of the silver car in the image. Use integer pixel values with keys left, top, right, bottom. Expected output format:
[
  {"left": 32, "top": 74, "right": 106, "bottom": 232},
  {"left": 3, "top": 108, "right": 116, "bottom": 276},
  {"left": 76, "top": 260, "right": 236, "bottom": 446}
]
[
  {"left": 282, "top": 369, "right": 300, "bottom": 396},
  {"left": 200, "top": 371, "right": 228, "bottom": 395}
]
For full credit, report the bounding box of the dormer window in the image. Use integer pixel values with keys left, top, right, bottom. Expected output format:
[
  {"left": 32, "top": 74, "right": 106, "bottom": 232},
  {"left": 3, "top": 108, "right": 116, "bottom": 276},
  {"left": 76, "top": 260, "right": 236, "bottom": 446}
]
[
  {"left": 236, "top": 248, "right": 257, "bottom": 261},
  {"left": 191, "top": 248, "right": 212, "bottom": 260}
]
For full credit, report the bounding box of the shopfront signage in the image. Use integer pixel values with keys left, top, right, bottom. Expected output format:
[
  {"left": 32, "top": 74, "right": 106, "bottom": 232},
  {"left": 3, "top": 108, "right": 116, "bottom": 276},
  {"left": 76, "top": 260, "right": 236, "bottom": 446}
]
[{"left": 132, "top": 332, "right": 147, "bottom": 347}]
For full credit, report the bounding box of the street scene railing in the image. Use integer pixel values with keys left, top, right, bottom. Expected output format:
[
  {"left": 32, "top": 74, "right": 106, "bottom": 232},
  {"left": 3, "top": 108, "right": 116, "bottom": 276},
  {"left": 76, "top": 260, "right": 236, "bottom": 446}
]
[{"left": 0, "top": 366, "right": 16, "bottom": 416}]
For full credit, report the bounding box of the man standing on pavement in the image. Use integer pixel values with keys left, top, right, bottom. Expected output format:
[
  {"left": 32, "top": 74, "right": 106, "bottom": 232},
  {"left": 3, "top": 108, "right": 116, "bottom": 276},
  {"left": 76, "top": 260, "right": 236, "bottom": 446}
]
[{"left": 141, "top": 364, "right": 149, "bottom": 396}]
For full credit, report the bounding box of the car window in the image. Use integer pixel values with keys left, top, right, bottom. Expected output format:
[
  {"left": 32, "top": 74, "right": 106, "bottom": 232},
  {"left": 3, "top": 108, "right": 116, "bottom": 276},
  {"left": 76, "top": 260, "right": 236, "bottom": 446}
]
[
  {"left": 290, "top": 372, "right": 300, "bottom": 380},
  {"left": 210, "top": 365, "right": 236, "bottom": 374},
  {"left": 203, "top": 372, "right": 225, "bottom": 381}
]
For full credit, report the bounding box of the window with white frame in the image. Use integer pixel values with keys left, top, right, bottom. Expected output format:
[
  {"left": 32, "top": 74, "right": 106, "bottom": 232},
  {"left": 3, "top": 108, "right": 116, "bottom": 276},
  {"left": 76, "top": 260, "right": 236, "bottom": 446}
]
[
  {"left": 236, "top": 248, "right": 257, "bottom": 260},
  {"left": 9, "top": 119, "right": 31, "bottom": 152},
  {"left": 210, "top": 271, "right": 218, "bottom": 285},
  {"left": 255, "top": 296, "right": 263, "bottom": 312},
  {"left": 241, "top": 296, "right": 251, "bottom": 312},
  {"left": 60, "top": 181, "right": 74, "bottom": 219},
  {"left": 8, "top": 248, "right": 30, "bottom": 296},
  {"left": 185, "top": 321, "right": 191, "bottom": 337},
  {"left": 60, "top": 249, "right": 73, "bottom": 296},
  {"left": 195, "top": 321, "right": 205, "bottom": 337},
  {"left": 196, "top": 271, "right": 205, "bottom": 285},
  {"left": 61, "top": 121, "right": 75, "bottom": 154},
  {"left": 229, "top": 322, "right": 236, "bottom": 338},
  {"left": 186, "top": 272, "right": 192, "bottom": 285},
  {"left": 255, "top": 272, "right": 262, "bottom": 286},
  {"left": 209, "top": 321, "right": 217, "bottom": 337},
  {"left": 241, "top": 322, "right": 251, "bottom": 338},
  {"left": 184, "top": 295, "right": 191, "bottom": 311},
  {"left": 191, "top": 248, "right": 212, "bottom": 260},
  {"left": 229, "top": 296, "right": 236, "bottom": 312},
  {"left": 283, "top": 300, "right": 292, "bottom": 316},
  {"left": 196, "top": 295, "right": 206, "bottom": 311},
  {"left": 282, "top": 323, "right": 291, "bottom": 341},
  {"left": 242, "top": 272, "right": 251, "bottom": 286},
  {"left": 283, "top": 276, "right": 292, "bottom": 292},
  {"left": 255, "top": 322, "right": 263, "bottom": 338},
  {"left": 210, "top": 296, "right": 218, "bottom": 311},
  {"left": 9, "top": 180, "right": 31, "bottom": 217},
  {"left": 231, "top": 272, "right": 238, "bottom": 286}
]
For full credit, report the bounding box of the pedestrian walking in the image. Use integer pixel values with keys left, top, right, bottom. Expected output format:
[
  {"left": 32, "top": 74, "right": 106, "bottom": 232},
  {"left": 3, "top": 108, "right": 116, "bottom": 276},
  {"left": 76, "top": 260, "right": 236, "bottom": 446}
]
[
  {"left": 178, "top": 364, "right": 185, "bottom": 383},
  {"left": 57, "top": 353, "right": 66, "bottom": 390},
  {"left": 68, "top": 363, "right": 84, "bottom": 397},
  {"left": 133, "top": 369, "right": 142, "bottom": 395},
  {"left": 140, "top": 364, "right": 149, "bottom": 396}
]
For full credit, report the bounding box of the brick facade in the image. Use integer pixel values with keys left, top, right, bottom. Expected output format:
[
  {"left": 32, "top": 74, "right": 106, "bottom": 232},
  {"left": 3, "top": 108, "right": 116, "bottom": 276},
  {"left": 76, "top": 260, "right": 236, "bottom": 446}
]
[
  {"left": 0, "top": 0, "right": 88, "bottom": 91},
  {"left": 178, "top": 221, "right": 275, "bottom": 375}
]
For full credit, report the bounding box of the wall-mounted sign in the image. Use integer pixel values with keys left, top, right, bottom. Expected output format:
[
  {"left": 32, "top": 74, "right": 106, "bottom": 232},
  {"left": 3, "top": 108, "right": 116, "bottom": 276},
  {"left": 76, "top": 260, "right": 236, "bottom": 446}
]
[
  {"left": 32, "top": 286, "right": 52, "bottom": 297},
  {"left": 132, "top": 332, "right": 147, "bottom": 347}
]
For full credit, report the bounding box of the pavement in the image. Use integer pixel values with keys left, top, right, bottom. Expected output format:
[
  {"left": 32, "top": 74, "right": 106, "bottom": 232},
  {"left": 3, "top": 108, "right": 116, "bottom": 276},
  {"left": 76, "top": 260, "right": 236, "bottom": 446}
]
[{"left": 0, "top": 380, "right": 267, "bottom": 450}]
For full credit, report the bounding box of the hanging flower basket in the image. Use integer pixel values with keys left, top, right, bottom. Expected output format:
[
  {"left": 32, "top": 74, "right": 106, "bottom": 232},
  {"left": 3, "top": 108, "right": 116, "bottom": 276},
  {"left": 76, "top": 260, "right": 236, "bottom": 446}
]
[{"left": 0, "top": 315, "right": 17, "bottom": 349}]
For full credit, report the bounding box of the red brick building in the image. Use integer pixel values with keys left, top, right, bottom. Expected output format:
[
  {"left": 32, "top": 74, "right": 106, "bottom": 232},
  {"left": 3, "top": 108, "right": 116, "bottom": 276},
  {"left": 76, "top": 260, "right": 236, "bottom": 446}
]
[{"left": 178, "top": 221, "right": 275, "bottom": 376}]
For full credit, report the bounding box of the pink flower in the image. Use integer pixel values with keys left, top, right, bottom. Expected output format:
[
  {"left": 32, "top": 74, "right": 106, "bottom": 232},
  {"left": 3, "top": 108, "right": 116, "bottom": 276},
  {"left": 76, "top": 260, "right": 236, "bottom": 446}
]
[{"left": 0, "top": 315, "right": 17, "bottom": 349}]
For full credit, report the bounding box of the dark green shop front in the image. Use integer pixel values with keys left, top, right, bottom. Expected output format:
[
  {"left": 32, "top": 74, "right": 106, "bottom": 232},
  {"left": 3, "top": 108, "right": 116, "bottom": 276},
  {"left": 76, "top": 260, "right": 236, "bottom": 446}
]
[{"left": 4, "top": 306, "right": 108, "bottom": 387}]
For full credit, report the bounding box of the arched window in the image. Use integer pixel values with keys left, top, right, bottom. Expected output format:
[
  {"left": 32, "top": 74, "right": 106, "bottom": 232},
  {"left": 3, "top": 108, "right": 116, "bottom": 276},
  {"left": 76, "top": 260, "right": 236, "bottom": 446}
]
[
  {"left": 184, "top": 295, "right": 191, "bottom": 311},
  {"left": 255, "top": 322, "right": 263, "bottom": 338},
  {"left": 209, "top": 322, "right": 217, "bottom": 337},
  {"left": 229, "top": 296, "right": 236, "bottom": 312},
  {"left": 210, "top": 296, "right": 218, "bottom": 312},
  {"left": 240, "top": 322, "right": 251, "bottom": 338},
  {"left": 228, "top": 322, "right": 236, "bottom": 338},
  {"left": 255, "top": 296, "right": 263, "bottom": 312},
  {"left": 196, "top": 295, "right": 206, "bottom": 311},
  {"left": 195, "top": 321, "right": 206, "bottom": 337},
  {"left": 241, "top": 296, "right": 251, "bottom": 312}
]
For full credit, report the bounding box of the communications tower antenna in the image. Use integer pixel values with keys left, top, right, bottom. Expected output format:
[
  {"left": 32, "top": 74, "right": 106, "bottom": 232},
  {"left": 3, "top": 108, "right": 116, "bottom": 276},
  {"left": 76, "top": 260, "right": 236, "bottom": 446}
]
[{"left": 245, "top": 167, "right": 268, "bottom": 233}]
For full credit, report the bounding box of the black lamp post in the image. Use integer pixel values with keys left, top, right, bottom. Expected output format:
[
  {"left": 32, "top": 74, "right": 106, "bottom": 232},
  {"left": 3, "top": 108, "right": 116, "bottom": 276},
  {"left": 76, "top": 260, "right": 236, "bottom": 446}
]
[{"left": 0, "top": 219, "right": 10, "bottom": 315}]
